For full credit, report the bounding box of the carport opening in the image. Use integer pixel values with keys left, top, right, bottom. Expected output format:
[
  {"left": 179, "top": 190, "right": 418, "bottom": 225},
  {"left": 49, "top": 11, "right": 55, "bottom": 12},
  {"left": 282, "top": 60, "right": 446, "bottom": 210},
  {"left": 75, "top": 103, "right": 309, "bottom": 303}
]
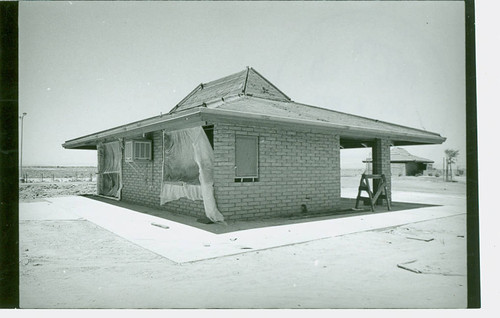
[
  {"left": 340, "top": 147, "right": 372, "bottom": 197},
  {"left": 339, "top": 140, "right": 392, "bottom": 208}
]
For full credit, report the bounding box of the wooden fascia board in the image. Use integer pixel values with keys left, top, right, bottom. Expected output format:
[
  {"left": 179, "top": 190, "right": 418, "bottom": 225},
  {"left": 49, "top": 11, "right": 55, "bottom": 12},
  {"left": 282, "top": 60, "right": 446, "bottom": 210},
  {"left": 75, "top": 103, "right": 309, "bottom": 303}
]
[
  {"left": 200, "top": 108, "right": 446, "bottom": 145},
  {"left": 63, "top": 111, "right": 205, "bottom": 149}
]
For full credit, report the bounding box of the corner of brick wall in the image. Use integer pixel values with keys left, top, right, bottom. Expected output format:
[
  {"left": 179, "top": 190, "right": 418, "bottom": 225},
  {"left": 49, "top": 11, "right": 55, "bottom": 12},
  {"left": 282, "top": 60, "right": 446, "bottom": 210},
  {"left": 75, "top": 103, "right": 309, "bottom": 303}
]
[{"left": 213, "top": 123, "right": 341, "bottom": 220}]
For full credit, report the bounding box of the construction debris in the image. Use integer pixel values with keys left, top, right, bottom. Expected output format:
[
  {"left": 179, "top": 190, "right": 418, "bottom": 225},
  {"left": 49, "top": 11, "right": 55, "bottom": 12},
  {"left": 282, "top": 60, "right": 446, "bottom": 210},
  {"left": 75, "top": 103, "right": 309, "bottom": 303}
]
[
  {"left": 397, "top": 260, "right": 422, "bottom": 274},
  {"left": 151, "top": 223, "right": 170, "bottom": 230},
  {"left": 406, "top": 237, "right": 434, "bottom": 242}
]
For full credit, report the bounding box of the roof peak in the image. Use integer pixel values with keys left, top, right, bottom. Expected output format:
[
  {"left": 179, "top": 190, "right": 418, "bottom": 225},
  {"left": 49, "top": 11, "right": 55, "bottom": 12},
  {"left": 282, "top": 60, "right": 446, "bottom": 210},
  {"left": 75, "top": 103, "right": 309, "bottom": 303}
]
[{"left": 169, "top": 67, "right": 291, "bottom": 114}]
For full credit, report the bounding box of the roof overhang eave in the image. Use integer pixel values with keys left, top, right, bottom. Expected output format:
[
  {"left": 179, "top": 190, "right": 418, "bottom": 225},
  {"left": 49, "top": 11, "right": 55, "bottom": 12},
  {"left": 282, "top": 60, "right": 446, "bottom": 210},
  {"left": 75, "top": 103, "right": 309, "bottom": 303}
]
[
  {"left": 200, "top": 108, "right": 446, "bottom": 146},
  {"left": 62, "top": 109, "right": 205, "bottom": 150}
]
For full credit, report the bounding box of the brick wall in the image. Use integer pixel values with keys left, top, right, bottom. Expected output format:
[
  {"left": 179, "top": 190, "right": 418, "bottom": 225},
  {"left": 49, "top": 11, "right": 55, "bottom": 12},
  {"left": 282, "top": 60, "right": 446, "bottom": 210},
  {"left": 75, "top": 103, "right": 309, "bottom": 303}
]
[
  {"left": 118, "top": 123, "right": 341, "bottom": 221},
  {"left": 213, "top": 123, "right": 341, "bottom": 220},
  {"left": 120, "top": 131, "right": 205, "bottom": 218}
]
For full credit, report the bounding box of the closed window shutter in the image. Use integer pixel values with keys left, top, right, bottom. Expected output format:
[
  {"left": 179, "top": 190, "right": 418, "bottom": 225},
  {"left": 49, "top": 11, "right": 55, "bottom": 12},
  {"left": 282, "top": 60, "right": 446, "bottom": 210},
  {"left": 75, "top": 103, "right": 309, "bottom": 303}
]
[{"left": 235, "top": 135, "right": 258, "bottom": 177}]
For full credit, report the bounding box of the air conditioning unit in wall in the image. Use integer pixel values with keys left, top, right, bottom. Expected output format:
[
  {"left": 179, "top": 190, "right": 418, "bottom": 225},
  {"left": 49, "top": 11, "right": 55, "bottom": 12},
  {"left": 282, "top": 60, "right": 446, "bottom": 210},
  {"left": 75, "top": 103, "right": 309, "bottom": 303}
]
[{"left": 125, "top": 139, "right": 152, "bottom": 162}]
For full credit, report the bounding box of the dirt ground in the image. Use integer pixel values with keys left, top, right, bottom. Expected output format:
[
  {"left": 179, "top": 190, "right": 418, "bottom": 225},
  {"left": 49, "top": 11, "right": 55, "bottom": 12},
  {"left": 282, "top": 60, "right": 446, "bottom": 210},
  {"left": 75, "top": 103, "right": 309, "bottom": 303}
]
[
  {"left": 18, "top": 176, "right": 467, "bottom": 309},
  {"left": 342, "top": 175, "right": 467, "bottom": 196},
  {"left": 19, "top": 182, "right": 97, "bottom": 201},
  {"left": 18, "top": 175, "right": 465, "bottom": 201},
  {"left": 19, "top": 215, "right": 466, "bottom": 308}
]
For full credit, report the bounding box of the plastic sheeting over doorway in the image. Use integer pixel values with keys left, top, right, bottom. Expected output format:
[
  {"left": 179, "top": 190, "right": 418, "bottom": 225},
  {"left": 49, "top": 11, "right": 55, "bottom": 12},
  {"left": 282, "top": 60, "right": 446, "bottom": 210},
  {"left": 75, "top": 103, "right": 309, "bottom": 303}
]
[
  {"left": 97, "top": 141, "right": 122, "bottom": 199},
  {"left": 161, "top": 127, "right": 224, "bottom": 223}
]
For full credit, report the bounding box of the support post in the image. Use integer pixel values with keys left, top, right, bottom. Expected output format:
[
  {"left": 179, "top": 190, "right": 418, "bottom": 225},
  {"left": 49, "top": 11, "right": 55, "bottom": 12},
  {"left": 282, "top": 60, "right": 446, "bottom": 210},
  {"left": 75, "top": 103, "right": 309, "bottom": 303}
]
[
  {"left": 371, "top": 139, "right": 391, "bottom": 205},
  {"left": 443, "top": 157, "right": 445, "bottom": 181}
]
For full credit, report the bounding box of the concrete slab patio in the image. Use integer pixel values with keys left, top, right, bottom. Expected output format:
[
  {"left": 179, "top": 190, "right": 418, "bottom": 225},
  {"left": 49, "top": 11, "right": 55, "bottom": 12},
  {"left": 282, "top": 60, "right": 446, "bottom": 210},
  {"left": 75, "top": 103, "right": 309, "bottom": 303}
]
[{"left": 19, "top": 192, "right": 465, "bottom": 263}]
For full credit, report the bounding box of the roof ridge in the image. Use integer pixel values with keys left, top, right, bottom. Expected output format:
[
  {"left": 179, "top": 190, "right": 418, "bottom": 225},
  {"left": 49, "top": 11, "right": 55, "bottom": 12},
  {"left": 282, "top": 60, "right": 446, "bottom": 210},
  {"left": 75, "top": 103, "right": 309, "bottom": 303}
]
[
  {"left": 242, "top": 66, "right": 250, "bottom": 95},
  {"left": 169, "top": 84, "right": 203, "bottom": 114},
  {"left": 170, "top": 67, "right": 292, "bottom": 114}
]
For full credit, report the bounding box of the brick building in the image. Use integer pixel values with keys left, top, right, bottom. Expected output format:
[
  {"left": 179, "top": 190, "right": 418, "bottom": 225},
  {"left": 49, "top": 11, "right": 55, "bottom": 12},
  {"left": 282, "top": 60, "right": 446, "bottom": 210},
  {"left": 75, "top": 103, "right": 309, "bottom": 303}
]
[
  {"left": 63, "top": 67, "right": 446, "bottom": 221},
  {"left": 363, "top": 147, "right": 435, "bottom": 176}
]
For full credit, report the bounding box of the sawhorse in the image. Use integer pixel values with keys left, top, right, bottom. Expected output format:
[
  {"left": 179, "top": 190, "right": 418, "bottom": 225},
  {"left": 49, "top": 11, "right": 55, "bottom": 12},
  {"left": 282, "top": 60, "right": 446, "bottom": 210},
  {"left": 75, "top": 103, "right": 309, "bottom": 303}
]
[{"left": 355, "top": 173, "right": 391, "bottom": 212}]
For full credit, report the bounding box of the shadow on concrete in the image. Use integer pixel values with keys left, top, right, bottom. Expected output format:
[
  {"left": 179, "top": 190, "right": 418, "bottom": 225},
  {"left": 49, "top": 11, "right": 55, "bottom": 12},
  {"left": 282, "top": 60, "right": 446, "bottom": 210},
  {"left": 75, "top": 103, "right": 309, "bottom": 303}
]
[{"left": 81, "top": 195, "right": 438, "bottom": 235}]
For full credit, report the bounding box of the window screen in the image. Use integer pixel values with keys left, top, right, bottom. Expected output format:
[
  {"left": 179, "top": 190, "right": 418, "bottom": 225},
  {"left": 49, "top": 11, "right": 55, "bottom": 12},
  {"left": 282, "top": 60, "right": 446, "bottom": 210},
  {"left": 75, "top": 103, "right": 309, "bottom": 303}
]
[
  {"left": 235, "top": 135, "right": 258, "bottom": 178},
  {"left": 134, "top": 141, "right": 151, "bottom": 160}
]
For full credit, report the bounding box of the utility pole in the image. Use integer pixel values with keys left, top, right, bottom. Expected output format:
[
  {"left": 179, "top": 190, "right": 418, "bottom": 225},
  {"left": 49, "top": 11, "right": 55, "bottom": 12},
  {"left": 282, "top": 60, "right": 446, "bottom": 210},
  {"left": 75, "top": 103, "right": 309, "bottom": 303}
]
[
  {"left": 442, "top": 157, "right": 445, "bottom": 182},
  {"left": 19, "top": 112, "right": 27, "bottom": 182}
]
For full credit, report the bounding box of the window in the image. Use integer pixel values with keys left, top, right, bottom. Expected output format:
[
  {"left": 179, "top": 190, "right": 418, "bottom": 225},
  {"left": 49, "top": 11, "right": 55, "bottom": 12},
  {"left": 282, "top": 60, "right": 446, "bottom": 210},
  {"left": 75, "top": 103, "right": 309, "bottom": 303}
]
[
  {"left": 235, "top": 135, "right": 258, "bottom": 182},
  {"left": 134, "top": 141, "right": 151, "bottom": 160},
  {"left": 125, "top": 140, "right": 152, "bottom": 162},
  {"left": 98, "top": 141, "right": 122, "bottom": 198}
]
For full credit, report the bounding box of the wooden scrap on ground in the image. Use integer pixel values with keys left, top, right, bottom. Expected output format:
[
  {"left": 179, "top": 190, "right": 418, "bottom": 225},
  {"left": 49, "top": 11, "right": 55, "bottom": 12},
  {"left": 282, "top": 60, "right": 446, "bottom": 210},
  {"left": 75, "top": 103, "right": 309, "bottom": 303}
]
[
  {"left": 397, "top": 260, "right": 422, "bottom": 274},
  {"left": 406, "top": 236, "right": 434, "bottom": 242},
  {"left": 151, "top": 222, "right": 170, "bottom": 229}
]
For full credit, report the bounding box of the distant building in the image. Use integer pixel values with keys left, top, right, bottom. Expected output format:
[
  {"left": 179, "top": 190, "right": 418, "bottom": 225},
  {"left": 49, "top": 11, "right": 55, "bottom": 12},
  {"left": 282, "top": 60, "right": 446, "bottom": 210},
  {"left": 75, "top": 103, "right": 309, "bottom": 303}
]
[
  {"left": 63, "top": 67, "right": 445, "bottom": 221},
  {"left": 363, "top": 147, "right": 434, "bottom": 176}
]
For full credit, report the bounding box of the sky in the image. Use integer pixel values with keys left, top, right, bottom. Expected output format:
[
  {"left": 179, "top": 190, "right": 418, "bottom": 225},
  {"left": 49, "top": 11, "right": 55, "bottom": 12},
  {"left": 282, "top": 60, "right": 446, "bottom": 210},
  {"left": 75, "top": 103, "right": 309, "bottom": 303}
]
[{"left": 19, "top": 1, "right": 466, "bottom": 169}]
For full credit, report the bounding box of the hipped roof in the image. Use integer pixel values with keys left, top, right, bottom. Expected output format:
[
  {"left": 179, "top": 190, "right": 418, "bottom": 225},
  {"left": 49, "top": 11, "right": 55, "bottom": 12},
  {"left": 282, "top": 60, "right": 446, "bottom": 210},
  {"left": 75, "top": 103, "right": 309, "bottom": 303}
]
[
  {"left": 169, "top": 67, "right": 291, "bottom": 113},
  {"left": 363, "top": 147, "right": 435, "bottom": 163},
  {"left": 63, "top": 67, "right": 446, "bottom": 150}
]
